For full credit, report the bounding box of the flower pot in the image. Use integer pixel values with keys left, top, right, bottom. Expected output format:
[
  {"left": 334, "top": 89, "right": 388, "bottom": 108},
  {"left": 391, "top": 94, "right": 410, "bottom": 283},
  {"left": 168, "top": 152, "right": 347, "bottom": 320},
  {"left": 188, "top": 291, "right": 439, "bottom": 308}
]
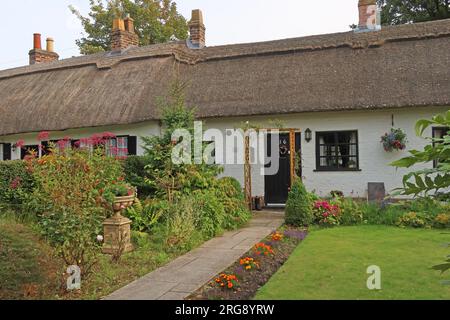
[{"left": 112, "top": 194, "right": 135, "bottom": 218}]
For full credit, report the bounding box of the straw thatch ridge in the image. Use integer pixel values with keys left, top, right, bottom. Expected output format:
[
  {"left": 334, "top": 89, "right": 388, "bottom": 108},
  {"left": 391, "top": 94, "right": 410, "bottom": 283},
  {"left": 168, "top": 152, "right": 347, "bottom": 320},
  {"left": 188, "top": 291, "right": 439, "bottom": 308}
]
[{"left": 0, "top": 19, "right": 449, "bottom": 136}]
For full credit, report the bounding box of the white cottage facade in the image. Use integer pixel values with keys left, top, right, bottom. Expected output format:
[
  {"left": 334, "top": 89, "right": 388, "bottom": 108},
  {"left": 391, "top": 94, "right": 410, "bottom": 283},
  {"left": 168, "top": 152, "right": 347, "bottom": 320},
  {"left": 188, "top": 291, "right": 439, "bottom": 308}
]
[{"left": 0, "top": 4, "right": 449, "bottom": 204}]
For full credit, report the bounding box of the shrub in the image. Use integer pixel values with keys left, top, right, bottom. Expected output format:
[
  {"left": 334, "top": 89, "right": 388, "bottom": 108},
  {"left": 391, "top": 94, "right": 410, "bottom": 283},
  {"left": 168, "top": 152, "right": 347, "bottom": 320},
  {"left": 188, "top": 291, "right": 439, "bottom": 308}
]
[
  {"left": 397, "top": 212, "right": 429, "bottom": 228},
  {"left": 122, "top": 155, "right": 154, "bottom": 197},
  {"left": 335, "top": 198, "right": 364, "bottom": 225},
  {"left": 125, "top": 198, "right": 167, "bottom": 232},
  {"left": 285, "top": 179, "right": 313, "bottom": 227},
  {"left": 215, "top": 177, "right": 251, "bottom": 230},
  {"left": 362, "top": 203, "right": 407, "bottom": 226},
  {"left": 433, "top": 213, "right": 450, "bottom": 229},
  {"left": 0, "top": 160, "right": 34, "bottom": 209},
  {"left": 29, "top": 143, "right": 124, "bottom": 275},
  {"left": 164, "top": 196, "right": 199, "bottom": 250},
  {"left": 192, "top": 189, "right": 225, "bottom": 238},
  {"left": 312, "top": 200, "right": 341, "bottom": 227}
]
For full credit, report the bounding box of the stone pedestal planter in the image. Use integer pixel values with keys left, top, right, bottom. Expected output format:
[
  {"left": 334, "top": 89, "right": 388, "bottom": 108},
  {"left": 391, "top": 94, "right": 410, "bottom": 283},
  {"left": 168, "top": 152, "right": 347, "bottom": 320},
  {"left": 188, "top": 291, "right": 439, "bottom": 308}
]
[{"left": 102, "top": 195, "right": 135, "bottom": 255}]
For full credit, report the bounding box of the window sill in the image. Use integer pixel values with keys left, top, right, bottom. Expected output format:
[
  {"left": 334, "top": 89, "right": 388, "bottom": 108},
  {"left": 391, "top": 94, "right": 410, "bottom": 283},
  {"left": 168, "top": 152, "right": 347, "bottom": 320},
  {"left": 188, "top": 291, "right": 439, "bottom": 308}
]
[{"left": 313, "top": 168, "right": 362, "bottom": 172}]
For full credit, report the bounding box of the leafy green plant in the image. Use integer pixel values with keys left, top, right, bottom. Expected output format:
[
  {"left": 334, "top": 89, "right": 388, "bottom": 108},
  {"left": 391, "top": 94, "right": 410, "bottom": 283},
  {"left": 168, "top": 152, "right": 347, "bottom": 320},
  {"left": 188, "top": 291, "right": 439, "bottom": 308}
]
[
  {"left": 391, "top": 111, "right": 450, "bottom": 197},
  {"left": 164, "top": 197, "right": 199, "bottom": 250},
  {"left": 285, "top": 179, "right": 313, "bottom": 227},
  {"left": 215, "top": 177, "right": 251, "bottom": 230},
  {"left": 0, "top": 160, "right": 34, "bottom": 210},
  {"left": 125, "top": 198, "right": 167, "bottom": 232},
  {"left": 122, "top": 155, "right": 154, "bottom": 197},
  {"left": 192, "top": 189, "right": 225, "bottom": 238},
  {"left": 335, "top": 197, "right": 363, "bottom": 225},
  {"left": 141, "top": 81, "right": 222, "bottom": 201},
  {"left": 102, "top": 181, "right": 134, "bottom": 204},
  {"left": 312, "top": 200, "right": 341, "bottom": 227},
  {"left": 29, "top": 139, "right": 124, "bottom": 276},
  {"left": 433, "top": 213, "right": 450, "bottom": 229},
  {"left": 396, "top": 212, "right": 429, "bottom": 228}
]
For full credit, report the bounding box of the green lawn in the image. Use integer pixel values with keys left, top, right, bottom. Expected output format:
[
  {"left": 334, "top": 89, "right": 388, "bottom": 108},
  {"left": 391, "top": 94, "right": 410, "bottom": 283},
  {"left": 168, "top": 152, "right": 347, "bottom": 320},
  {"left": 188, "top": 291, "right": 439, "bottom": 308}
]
[
  {"left": 0, "top": 214, "right": 203, "bottom": 300},
  {"left": 0, "top": 217, "right": 61, "bottom": 299},
  {"left": 256, "top": 225, "right": 450, "bottom": 300}
]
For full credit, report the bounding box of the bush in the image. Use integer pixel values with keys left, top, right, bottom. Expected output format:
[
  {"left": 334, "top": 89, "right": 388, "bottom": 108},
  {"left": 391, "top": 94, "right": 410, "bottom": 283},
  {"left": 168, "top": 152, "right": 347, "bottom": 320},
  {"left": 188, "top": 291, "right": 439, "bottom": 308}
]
[
  {"left": 0, "top": 160, "right": 34, "bottom": 209},
  {"left": 29, "top": 144, "right": 124, "bottom": 275},
  {"left": 362, "top": 203, "right": 411, "bottom": 226},
  {"left": 164, "top": 196, "right": 201, "bottom": 250},
  {"left": 335, "top": 198, "right": 363, "bottom": 225},
  {"left": 122, "top": 155, "right": 154, "bottom": 197},
  {"left": 215, "top": 177, "right": 251, "bottom": 230},
  {"left": 285, "top": 179, "right": 313, "bottom": 227},
  {"left": 125, "top": 198, "right": 168, "bottom": 232},
  {"left": 312, "top": 200, "right": 341, "bottom": 227},
  {"left": 397, "top": 212, "right": 429, "bottom": 228},
  {"left": 192, "top": 189, "right": 226, "bottom": 238},
  {"left": 434, "top": 213, "right": 450, "bottom": 229}
]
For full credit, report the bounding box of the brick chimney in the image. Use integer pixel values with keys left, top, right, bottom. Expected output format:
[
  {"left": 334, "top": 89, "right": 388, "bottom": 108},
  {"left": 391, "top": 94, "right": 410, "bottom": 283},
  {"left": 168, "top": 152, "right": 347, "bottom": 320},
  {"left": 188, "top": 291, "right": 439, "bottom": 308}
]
[
  {"left": 111, "top": 14, "right": 139, "bottom": 51},
  {"left": 29, "top": 33, "right": 59, "bottom": 65},
  {"left": 188, "top": 9, "right": 205, "bottom": 48},
  {"left": 357, "top": 0, "right": 381, "bottom": 31}
]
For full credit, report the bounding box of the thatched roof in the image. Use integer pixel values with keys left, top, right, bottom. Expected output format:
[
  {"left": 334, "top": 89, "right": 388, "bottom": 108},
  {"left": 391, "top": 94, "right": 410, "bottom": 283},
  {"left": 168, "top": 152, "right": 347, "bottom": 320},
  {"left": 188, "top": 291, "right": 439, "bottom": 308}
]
[{"left": 0, "top": 19, "right": 450, "bottom": 136}]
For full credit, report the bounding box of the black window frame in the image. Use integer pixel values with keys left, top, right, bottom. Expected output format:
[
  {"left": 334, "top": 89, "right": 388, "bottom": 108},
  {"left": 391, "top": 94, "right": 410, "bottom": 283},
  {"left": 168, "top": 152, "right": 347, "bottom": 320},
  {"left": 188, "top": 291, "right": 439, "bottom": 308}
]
[
  {"left": 1, "top": 143, "right": 11, "bottom": 160},
  {"left": 104, "top": 135, "right": 137, "bottom": 156},
  {"left": 315, "top": 130, "right": 360, "bottom": 172},
  {"left": 432, "top": 126, "right": 449, "bottom": 168}
]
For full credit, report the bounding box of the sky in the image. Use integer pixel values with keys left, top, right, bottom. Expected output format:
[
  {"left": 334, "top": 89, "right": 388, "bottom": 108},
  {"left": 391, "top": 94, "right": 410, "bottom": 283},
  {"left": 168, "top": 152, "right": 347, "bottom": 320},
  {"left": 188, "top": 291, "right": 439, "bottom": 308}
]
[{"left": 0, "top": 0, "right": 360, "bottom": 71}]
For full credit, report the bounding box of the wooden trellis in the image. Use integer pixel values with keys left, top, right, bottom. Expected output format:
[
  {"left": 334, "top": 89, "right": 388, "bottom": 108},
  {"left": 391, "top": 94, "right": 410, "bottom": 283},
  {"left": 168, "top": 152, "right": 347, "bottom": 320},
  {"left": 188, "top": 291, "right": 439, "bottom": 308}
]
[{"left": 243, "top": 128, "right": 301, "bottom": 211}]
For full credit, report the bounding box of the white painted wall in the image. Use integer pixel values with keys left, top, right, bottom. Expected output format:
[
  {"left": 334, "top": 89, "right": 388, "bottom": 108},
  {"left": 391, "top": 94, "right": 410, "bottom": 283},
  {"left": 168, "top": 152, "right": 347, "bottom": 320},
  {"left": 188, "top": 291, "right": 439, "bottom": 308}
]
[
  {"left": 0, "top": 106, "right": 447, "bottom": 199},
  {"left": 205, "top": 106, "right": 449, "bottom": 198},
  {"left": 0, "top": 121, "right": 160, "bottom": 160}
]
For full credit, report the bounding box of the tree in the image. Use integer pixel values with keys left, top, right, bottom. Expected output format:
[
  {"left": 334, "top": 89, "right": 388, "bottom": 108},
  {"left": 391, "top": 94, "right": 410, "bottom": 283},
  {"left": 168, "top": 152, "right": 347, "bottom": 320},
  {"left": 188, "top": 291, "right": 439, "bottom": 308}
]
[
  {"left": 70, "top": 0, "right": 188, "bottom": 55},
  {"left": 141, "top": 81, "right": 222, "bottom": 201},
  {"left": 391, "top": 111, "right": 450, "bottom": 199},
  {"left": 378, "top": 0, "right": 450, "bottom": 25}
]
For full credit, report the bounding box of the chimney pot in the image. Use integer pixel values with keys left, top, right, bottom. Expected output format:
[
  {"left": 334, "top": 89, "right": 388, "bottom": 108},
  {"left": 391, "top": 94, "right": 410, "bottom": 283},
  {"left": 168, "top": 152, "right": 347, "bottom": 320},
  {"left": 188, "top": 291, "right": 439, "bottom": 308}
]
[
  {"left": 33, "top": 33, "right": 42, "bottom": 50},
  {"left": 189, "top": 9, "right": 206, "bottom": 49},
  {"left": 357, "top": 0, "right": 380, "bottom": 31},
  {"left": 29, "top": 34, "right": 59, "bottom": 65},
  {"left": 113, "top": 18, "right": 125, "bottom": 31},
  {"left": 124, "top": 14, "right": 135, "bottom": 33},
  {"left": 46, "top": 37, "right": 54, "bottom": 52},
  {"left": 111, "top": 15, "right": 138, "bottom": 51}
]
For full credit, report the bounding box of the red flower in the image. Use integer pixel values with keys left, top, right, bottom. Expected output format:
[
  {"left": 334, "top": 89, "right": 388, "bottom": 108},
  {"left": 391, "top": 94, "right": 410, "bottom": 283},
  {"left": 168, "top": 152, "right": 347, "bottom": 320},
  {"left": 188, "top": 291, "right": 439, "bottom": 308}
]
[
  {"left": 37, "top": 131, "right": 50, "bottom": 141},
  {"left": 10, "top": 177, "right": 21, "bottom": 189}
]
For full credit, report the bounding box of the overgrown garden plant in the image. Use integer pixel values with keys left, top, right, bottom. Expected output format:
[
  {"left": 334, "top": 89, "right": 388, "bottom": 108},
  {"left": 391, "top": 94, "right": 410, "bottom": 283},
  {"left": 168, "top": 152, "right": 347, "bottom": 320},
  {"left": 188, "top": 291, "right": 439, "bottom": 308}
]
[
  {"left": 28, "top": 137, "right": 124, "bottom": 277},
  {"left": 391, "top": 111, "right": 450, "bottom": 199}
]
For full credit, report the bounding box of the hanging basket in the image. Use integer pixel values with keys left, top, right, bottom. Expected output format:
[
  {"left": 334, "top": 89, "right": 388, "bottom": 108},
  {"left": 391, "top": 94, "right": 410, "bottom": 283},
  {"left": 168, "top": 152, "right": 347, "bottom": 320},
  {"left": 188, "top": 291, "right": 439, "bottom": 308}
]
[{"left": 381, "top": 128, "right": 407, "bottom": 152}]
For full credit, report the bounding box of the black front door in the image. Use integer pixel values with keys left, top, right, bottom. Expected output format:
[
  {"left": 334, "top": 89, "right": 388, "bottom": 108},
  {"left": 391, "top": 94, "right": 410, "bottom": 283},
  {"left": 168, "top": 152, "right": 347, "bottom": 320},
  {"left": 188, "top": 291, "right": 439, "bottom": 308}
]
[{"left": 264, "top": 132, "right": 301, "bottom": 205}]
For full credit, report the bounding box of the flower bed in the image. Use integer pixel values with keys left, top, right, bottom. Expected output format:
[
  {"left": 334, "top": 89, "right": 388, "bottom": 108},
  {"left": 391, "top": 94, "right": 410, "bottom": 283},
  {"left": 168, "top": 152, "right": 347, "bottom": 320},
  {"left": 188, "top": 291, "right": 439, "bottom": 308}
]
[{"left": 188, "top": 227, "right": 307, "bottom": 300}]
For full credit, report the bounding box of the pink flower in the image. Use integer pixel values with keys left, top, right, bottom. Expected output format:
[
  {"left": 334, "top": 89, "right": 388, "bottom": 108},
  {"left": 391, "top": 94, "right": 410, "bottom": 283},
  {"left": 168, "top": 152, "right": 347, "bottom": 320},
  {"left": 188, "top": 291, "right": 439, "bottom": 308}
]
[
  {"left": 102, "top": 132, "right": 116, "bottom": 139},
  {"left": 37, "top": 131, "right": 50, "bottom": 141},
  {"left": 15, "top": 139, "right": 25, "bottom": 148}
]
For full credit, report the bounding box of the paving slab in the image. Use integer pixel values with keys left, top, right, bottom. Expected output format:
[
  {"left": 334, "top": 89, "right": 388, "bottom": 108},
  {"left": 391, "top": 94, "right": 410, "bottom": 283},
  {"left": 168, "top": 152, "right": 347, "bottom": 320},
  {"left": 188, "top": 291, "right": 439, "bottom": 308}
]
[{"left": 103, "top": 211, "right": 284, "bottom": 300}]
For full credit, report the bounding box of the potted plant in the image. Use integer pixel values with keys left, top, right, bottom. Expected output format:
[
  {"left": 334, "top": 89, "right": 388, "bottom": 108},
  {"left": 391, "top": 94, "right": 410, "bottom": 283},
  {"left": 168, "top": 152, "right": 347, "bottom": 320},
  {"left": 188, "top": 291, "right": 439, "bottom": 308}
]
[
  {"left": 102, "top": 182, "right": 136, "bottom": 218},
  {"left": 381, "top": 128, "right": 407, "bottom": 152}
]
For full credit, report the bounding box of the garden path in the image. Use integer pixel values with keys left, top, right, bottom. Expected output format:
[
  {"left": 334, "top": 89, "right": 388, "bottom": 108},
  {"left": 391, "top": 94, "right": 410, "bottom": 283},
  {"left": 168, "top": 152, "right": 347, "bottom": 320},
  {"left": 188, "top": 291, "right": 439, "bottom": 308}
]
[{"left": 104, "top": 210, "right": 284, "bottom": 300}]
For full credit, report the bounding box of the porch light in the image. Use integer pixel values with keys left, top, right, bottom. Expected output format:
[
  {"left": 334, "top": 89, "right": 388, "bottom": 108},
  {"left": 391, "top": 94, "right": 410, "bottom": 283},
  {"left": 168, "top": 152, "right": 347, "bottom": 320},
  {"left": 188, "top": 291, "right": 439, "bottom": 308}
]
[{"left": 305, "top": 128, "right": 312, "bottom": 143}]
